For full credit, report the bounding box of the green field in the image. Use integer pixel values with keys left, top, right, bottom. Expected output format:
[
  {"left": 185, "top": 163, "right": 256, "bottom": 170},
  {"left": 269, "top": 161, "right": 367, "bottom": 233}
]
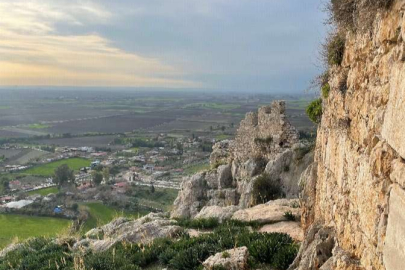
[
  {"left": 215, "top": 134, "right": 233, "bottom": 141},
  {"left": 27, "top": 123, "right": 50, "bottom": 129},
  {"left": 22, "top": 158, "right": 91, "bottom": 177},
  {"left": 184, "top": 102, "right": 240, "bottom": 111},
  {"left": 0, "top": 214, "right": 71, "bottom": 249},
  {"left": 79, "top": 202, "right": 145, "bottom": 232},
  {"left": 287, "top": 99, "right": 311, "bottom": 110},
  {"left": 184, "top": 162, "right": 211, "bottom": 175},
  {"left": 27, "top": 186, "right": 58, "bottom": 196},
  {"left": 133, "top": 186, "right": 179, "bottom": 211}
]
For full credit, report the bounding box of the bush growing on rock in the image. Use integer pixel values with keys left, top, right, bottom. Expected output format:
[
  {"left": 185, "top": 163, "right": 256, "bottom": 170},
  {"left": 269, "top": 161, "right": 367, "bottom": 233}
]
[
  {"left": 321, "top": 83, "right": 330, "bottom": 98},
  {"left": 325, "top": 33, "right": 345, "bottom": 66},
  {"left": 306, "top": 98, "right": 323, "bottom": 124},
  {"left": 284, "top": 211, "right": 296, "bottom": 221},
  {"left": 252, "top": 173, "right": 284, "bottom": 205},
  {"left": 328, "top": 0, "right": 394, "bottom": 31}
]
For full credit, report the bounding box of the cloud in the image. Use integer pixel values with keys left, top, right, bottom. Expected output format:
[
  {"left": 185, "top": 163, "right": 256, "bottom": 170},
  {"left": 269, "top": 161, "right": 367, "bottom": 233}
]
[{"left": 0, "top": 0, "right": 199, "bottom": 88}]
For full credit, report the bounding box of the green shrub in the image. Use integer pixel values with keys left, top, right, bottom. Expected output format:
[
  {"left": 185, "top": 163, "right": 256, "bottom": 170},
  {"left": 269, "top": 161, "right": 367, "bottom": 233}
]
[
  {"left": 252, "top": 173, "right": 284, "bottom": 205},
  {"left": 175, "top": 217, "right": 220, "bottom": 230},
  {"left": 306, "top": 98, "right": 323, "bottom": 124},
  {"left": 222, "top": 251, "right": 230, "bottom": 258},
  {"left": 213, "top": 265, "right": 228, "bottom": 270},
  {"left": 272, "top": 244, "right": 300, "bottom": 270},
  {"left": 321, "top": 83, "right": 330, "bottom": 98},
  {"left": 0, "top": 237, "right": 74, "bottom": 270},
  {"left": 326, "top": 33, "right": 345, "bottom": 66},
  {"left": 0, "top": 224, "right": 299, "bottom": 270},
  {"left": 284, "top": 211, "right": 296, "bottom": 221}
]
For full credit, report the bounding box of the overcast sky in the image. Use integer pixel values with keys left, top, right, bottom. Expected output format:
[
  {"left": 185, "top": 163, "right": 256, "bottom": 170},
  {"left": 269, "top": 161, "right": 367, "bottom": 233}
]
[{"left": 0, "top": 0, "right": 327, "bottom": 92}]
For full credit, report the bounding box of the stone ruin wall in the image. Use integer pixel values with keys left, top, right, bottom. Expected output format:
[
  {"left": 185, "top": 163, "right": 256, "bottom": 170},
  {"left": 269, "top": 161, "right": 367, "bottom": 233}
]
[
  {"left": 172, "top": 100, "right": 311, "bottom": 218},
  {"left": 231, "top": 100, "right": 299, "bottom": 165}
]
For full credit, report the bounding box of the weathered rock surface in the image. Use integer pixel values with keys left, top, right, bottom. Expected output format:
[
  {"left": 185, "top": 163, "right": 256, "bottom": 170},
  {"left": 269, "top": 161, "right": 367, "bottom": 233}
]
[
  {"left": 172, "top": 101, "right": 312, "bottom": 219},
  {"left": 194, "top": 205, "right": 239, "bottom": 221},
  {"left": 203, "top": 247, "right": 249, "bottom": 270},
  {"left": 232, "top": 199, "right": 300, "bottom": 224},
  {"left": 294, "top": 2, "right": 405, "bottom": 269},
  {"left": 383, "top": 184, "right": 405, "bottom": 270},
  {"left": 259, "top": 221, "right": 303, "bottom": 241},
  {"left": 289, "top": 225, "right": 335, "bottom": 270},
  {"left": 76, "top": 213, "right": 183, "bottom": 253}
]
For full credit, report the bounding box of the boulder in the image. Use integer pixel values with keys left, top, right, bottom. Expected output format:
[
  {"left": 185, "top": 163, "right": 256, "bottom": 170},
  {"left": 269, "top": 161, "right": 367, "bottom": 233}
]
[
  {"left": 232, "top": 199, "right": 300, "bottom": 224},
  {"left": 203, "top": 247, "right": 249, "bottom": 270},
  {"left": 210, "top": 140, "right": 233, "bottom": 166},
  {"left": 259, "top": 221, "right": 303, "bottom": 241},
  {"left": 77, "top": 213, "right": 183, "bottom": 253},
  {"left": 218, "top": 164, "right": 233, "bottom": 188},
  {"left": 194, "top": 205, "right": 239, "bottom": 222},
  {"left": 171, "top": 172, "right": 209, "bottom": 218},
  {"left": 288, "top": 225, "right": 335, "bottom": 270}
]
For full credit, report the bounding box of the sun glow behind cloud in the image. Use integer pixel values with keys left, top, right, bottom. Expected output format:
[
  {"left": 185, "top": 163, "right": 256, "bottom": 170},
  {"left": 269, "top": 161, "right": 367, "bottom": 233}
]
[{"left": 0, "top": 0, "right": 200, "bottom": 88}]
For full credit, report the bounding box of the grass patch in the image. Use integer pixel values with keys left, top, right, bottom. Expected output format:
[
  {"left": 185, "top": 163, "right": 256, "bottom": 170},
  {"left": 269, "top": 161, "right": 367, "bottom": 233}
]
[
  {"left": 26, "top": 123, "right": 50, "bottom": 129},
  {"left": 175, "top": 218, "right": 261, "bottom": 230},
  {"left": 286, "top": 99, "right": 311, "bottom": 110},
  {"left": 132, "top": 186, "right": 179, "bottom": 211},
  {"left": 184, "top": 103, "right": 240, "bottom": 111},
  {"left": 0, "top": 214, "right": 71, "bottom": 249},
  {"left": 22, "top": 158, "right": 90, "bottom": 177},
  {"left": 79, "top": 202, "right": 146, "bottom": 232},
  {"left": 215, "top": 134, "right": 233, "bottom": 141},
  {"left": 27, "top": 186, "right": 58, "bottom": 196},
  {"left": 184, "top": 163, "right": 210, "bottom": 175}
]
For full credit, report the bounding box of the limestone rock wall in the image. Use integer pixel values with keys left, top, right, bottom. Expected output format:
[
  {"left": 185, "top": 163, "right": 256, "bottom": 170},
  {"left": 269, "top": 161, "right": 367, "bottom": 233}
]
[{"left": 295, "top": 2, "right": 405, "bottom": 269}]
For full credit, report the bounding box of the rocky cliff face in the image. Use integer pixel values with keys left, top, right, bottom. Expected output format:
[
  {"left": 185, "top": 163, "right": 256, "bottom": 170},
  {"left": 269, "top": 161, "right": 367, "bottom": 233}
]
[
  {"left": 293, "top": 2, "right": 405, "bottom": 270},
  {"left": 171, "top": 101, "right": 313, "bottom": 219}
]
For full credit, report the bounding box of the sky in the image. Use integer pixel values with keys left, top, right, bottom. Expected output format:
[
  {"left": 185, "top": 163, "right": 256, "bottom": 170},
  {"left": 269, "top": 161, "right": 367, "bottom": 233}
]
[{"left": 0, "top": 0, "right": 327, "bottom": 92}]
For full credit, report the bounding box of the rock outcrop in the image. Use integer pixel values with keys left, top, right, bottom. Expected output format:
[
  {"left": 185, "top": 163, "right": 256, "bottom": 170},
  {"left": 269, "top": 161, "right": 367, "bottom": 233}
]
[
  {"left": 75, "top": 213, "right": 183, "bottom": 253},
  {"left": 172, "top": 101, "right": 313, "bottom": 219},
  {"left": 231, "top": 199, "right": 300, "bottom": 224},
  {"left": 203, "top": 247, "right": 249, "bottom": 270},
  {"left": 292, "top": 1, "right": 405, "bottom": 269}
]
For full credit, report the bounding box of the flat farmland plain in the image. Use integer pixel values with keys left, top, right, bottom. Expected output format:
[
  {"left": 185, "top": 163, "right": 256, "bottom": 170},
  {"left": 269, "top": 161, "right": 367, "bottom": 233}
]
[
  {"left": 0, "top": 89, "right": 315, "bottom": 141},
  {"left": 34, "top": 135, "right": 124, "bottom": 149},
  {"left": 44, "top": 114, "right": 177, "bottom": 134}
]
